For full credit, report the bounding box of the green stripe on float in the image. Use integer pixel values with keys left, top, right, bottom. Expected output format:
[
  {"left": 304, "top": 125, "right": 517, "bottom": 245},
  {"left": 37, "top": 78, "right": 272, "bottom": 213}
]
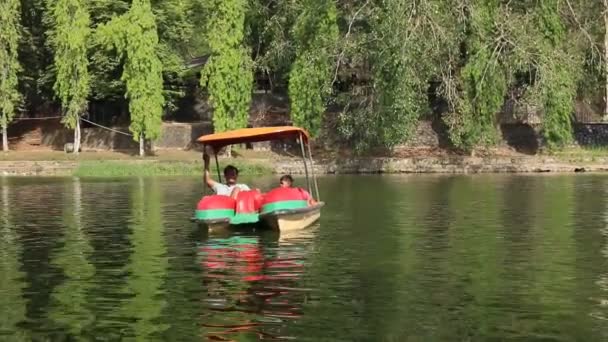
[
  {"left": 261, "top": 200, "right": 308, "bottom": 214},
  {"left": 195, "top": 209, "right": 235, "bottom": 220},
  {"left": 230, "top": 213, "right": 260, "bottom": 225}
]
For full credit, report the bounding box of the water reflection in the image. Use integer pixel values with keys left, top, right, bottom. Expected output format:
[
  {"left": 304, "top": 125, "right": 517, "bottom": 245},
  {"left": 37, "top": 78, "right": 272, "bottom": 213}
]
[
  {"left": 0, "top": 178, "right": 28, "bottom": 340},
  {"left": 198, "top": 230, "right": 314, "bottom": 340},
  {"left": 3, "top": 175, "right": 608, "bottom": 340},
  {"left": 120, "top": 178, "right": 169, "bottom": 340},
  {"left": 47, "top": 178, "right": 94, "bottom": 338}
]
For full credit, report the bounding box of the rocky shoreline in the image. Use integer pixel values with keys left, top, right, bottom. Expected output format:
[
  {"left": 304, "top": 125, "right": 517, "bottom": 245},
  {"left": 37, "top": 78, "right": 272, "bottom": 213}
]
[{"left": 1, "top": 156, "right": 608, "bottom": 176}]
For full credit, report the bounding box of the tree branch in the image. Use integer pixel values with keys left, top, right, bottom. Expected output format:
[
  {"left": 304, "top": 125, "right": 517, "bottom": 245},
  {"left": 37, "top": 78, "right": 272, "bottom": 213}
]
[{"left": 330, "top": 0, "right": 370, "bottom": 88}]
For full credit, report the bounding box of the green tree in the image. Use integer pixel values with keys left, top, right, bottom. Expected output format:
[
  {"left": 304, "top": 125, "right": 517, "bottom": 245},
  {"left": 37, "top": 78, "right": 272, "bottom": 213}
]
[
  {"left": 48, "top": 0, "right": 91, "bottom": 155},
  {"left": 97, "top": 0, "right": 165, "bottom": 156},
  {"left": 535, "top": 0, "right": 581, "bottom": 148},
  {"left": 338, "top": 0, "right": 460, "bottom": 152},
  {"left": 200, "top": 0, "right": 253, "bottom": 133},
  {"left": 88, "top": 0, "right": 129, "bottom": 104},
  {"left": 288, "top": 0, "right": 338, "bottom": 136},
  {"left": 444, "top": 0, "right": 507, "bottom": 151},
  {"left": 0, "top": 0, "right": 22, "bottom": 152},
  {"left": 247, "top": 0, "right": 297, "bottom": 92}
]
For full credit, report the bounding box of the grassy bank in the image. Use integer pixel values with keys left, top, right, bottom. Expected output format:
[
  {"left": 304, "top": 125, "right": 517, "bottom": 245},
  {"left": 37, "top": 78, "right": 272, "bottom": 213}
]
[{"left": 73, "top": 160, "right": 272, "bottom": 177}]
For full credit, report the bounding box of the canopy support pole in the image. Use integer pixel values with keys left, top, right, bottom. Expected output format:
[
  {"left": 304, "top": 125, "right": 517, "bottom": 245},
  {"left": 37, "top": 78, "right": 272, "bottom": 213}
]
[
  {"left": 299, "top": 133, "right": 312, "bottom": 195},
  {"left": 306, "top": 141, "right": 320, "bottom": 201},
  {"left": 214, "top": 151, "right": 222, "bottom": 184}
]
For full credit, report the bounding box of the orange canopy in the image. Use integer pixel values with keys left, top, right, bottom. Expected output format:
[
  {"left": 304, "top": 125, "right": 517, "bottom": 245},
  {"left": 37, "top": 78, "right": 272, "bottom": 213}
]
[{"left": 197, "top": 126, "right": 310, "bottom": 148}]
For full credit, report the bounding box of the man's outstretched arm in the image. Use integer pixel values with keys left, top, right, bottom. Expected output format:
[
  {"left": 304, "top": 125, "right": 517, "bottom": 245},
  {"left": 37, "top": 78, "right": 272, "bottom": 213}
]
[{"left": 203, "top": 153, "right": 217, "bottom": 189}]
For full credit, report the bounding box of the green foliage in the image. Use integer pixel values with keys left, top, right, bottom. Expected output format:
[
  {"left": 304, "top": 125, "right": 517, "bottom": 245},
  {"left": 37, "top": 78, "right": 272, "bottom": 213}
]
[
  {"left": 200, "top": 0, "right": 253, "bottom": 133},
  {"left": 247, "top": 0, "right": 296, "bottom": 89},
  {"left": 153, "top": 0, "right": 205, "bottom": 112},
  {"left": 339, "top": 0, "right": 459, "bottom": 151},
  {"left": 0, "top": 0, "right": 22, "bottom": 129},
  {"left": 535, "top": 1, "right": 581, "bottom": 148},
  {"left": 444, "top": 0, "right": 506, "bottom": 150},
  {"left": 6, "top": 0, "right": 608, "bottom": 154},
  {"left": 20, "top": 0, "right": 55, "bottom": 112},
  {"left": 536, "top": 55, "right": 580, "bottom": 149},
  {"left": 97, "top": 0, "right": 165, "bottom": 141},
  {"left": 88, "top": 0, "right": 129, "bottom": 102},
  {"left": 288, "top": 0, "right": 338, "bottom": 136},
  {"left": 48, "top": 0, "right": 91, "bottom": 129}
]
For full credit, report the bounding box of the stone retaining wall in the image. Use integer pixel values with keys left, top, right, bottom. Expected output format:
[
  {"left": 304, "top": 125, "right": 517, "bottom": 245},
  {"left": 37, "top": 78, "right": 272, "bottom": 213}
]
[
  {"left": 10, "top": 117, "right": 608, "bottom": 153},
  {"left": 573, "top": 124, "right": 608, "bottom": 147},
  {"left": 39, "top": 121, "right": 213, "bottom": 151},
  {"left": 273, "top": 156, "right": 608, "bottom": 174},
  {"left": 0, "top": 161, "right": 76, "bottom": 176},
  {"left": 1, "top": 156, "right": 607, "bottom": 176}
]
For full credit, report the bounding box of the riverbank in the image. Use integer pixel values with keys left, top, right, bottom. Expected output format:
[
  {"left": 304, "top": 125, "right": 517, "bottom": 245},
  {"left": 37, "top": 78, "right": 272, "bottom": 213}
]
[{"left": 1, "top": 150, "right": 608, "bottom": 176}]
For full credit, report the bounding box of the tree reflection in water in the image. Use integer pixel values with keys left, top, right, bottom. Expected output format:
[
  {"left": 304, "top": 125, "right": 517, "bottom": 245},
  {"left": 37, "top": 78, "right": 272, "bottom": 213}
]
[{"left": 0, "top": 178, "right": 29, "bottom": 340}]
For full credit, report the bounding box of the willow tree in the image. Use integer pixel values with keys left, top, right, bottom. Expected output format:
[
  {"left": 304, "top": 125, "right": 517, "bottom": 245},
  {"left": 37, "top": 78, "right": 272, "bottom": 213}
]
[
  {"left": 536, "top": 1, "right": 581, "bottom": 148},
  {"left": 605, "top": 0, "right": 608, "bottom": 119},
  {"left": 200, "top": 0, "right": 253, "bottom": 134},
  {"left": 444, "top": 0, "right": 507, "bottom": 151},
  {"left": 288, "top": 0, "right": 338, "bottom": 136},
  {"left": 368, "top": 0, "right": 453, "bottom": 150},
  {"left": 0, "top": 0, "right": 22, "bottom": 152},
  {"left": 338, "top": 0, "right": 459, "bottom": 152},
  {"left": 97, "top": 0, "right": 164, "bottom": 156},
  {"left": 49, "top": 0, "right": 91, "bottom": 155}
]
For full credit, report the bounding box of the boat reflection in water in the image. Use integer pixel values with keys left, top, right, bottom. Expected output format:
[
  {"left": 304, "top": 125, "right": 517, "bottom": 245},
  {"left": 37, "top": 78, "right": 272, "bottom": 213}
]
[{"left": 197, "top": 227, "right": 316, "bottom": 341}]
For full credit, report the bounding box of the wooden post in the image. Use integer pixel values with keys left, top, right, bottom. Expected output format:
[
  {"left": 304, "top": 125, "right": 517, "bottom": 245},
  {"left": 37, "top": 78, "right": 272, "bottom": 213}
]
[
  {"left": 2, "top": 124, "right": 7, "bottom": 152},
  {"left": 306, "top": 141, "right": 320, "bottom": 201},
  {"left": 139, "top": 135, "right": 145, "bottom": 157},
  {"left": 299, "top": 133, "right": 312, "bottom": 195},
  {"left": 214, "top": 152, "right": 222, "bottom": 183},
  {"left": 74, "top": 117, "right": 81, "bottom": 155}
]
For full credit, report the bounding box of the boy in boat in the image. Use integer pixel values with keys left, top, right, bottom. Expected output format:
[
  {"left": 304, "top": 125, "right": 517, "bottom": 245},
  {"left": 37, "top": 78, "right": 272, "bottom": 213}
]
[
  {"left": 279, "top": 175, "right": 317, "bottom": 205},
  {"left": 203, "top": 152, "right": 250, "bottom": 198}
]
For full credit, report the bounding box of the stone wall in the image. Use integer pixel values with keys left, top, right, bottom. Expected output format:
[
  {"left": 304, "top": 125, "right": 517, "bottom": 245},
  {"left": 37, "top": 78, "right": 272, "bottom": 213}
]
[
  {"left": 398, "top": 121, "right": 445, "bottom": 148},
  {"left": 2, "top": 156, "right": 607, "bottom": 176},
  {"left": 38, "top": 121, "right": 213, "bottom": 151},
  {"left": 397, "top": 121, "right": 608, "bottom": 152},
  {"left": 0, "top": 161, "right": 76, "bottom": 176},
  {"left": 499, "top": 123, "right": 608, "bottom": 152},
  {"left": 8, "top": 116, "right": 608, "bottom": 153},
  {"left": 274, "top": 156, "right": 608, "bottom": 174},
  {"left": 573, "top": 124, "right": 608, "bottom": 147}
]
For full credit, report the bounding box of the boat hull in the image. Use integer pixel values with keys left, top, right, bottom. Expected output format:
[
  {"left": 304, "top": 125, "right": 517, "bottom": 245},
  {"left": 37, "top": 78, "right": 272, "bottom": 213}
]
[
  {"left": 193, "top": 218, "right": 259, "bottom": 234},
  {"left": 193, "top": 202, "right": 324, "bottom": 233},
  {"left": 260, "top": 202, "right": 324, "bottom": 231}
]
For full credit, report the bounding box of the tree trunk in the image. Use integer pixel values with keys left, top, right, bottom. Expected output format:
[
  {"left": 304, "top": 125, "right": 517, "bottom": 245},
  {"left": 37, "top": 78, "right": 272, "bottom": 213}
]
[
  {"left": 73, "top": 117, "right": 81, "bottom": 155},
  {"left": 604, "top": 0, "right": 608, "bottom": 120},
  {"left": 139, "top": 135, "right": 145, "bottom": 157},
  {"left": 2, "top": 125, "right": 7, "bottom": 152},
  {"left": 225, "top": 145, "right": 232, "bottom": 158}
]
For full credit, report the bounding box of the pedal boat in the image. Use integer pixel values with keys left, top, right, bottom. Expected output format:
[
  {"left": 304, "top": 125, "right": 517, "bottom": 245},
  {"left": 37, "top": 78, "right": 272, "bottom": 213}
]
[{"left": 192, "top": 126, "right": 324, "bottom": 232}]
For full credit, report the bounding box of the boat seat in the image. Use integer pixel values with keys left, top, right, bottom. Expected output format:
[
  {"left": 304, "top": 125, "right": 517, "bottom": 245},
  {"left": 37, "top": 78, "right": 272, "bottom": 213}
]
[
  {"left": 263, "top": 187, "right": 311, "bottom": 203},
  {"left": 195, "top": 195, "right": 236, "bottom": 221},
  {"left": 231, "top": 190, "right": 263, "bottom": 224},
  {"left": 197, "top": 195, "right": 235, "bottom": 210},
  {"left": 235, "top": 190, "right": 263, "bottom": 213},
  {"left": 261, "top": 187, "right": 310, "bottom": 214}
]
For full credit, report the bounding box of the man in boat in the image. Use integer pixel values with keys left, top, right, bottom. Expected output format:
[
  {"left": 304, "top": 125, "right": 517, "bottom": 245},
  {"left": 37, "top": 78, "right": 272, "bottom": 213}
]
[
  {"left": 203, "top": 152, "right": 251, "bottom": 198},
  {"left": 279, "top": 175, "right": 317, "bottom": 205}
]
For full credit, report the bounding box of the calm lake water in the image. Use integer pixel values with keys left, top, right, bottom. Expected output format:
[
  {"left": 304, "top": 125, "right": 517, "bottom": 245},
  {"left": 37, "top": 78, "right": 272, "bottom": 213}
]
[{"left": 1, "top": 174, "right": 608, "bottom": 341}]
